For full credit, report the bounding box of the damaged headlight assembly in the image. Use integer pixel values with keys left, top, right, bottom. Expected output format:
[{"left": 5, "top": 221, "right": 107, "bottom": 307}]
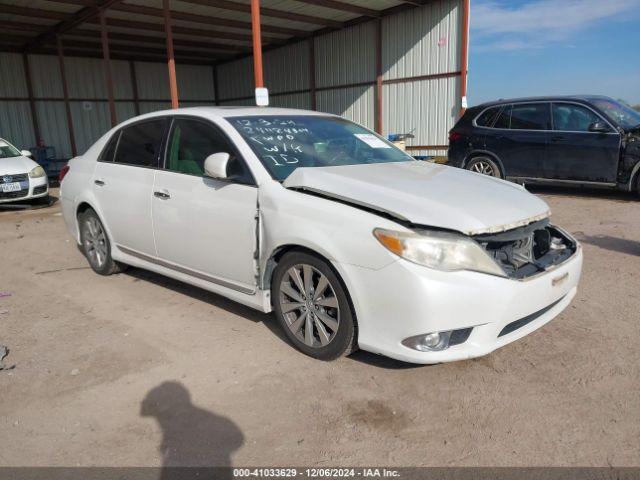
[{"left": 373, "top": 228, "right": 507, "bottom": 277}]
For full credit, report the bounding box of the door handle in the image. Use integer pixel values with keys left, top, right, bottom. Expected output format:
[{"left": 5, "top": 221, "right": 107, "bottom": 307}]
[
  {"left": 94, "top": 179, "right": 105, "bottom": 186},
  {"left": 153, "top": 190, "right": 171, "bottom": 199},
  {"left": 551, "top": 135, "right": 565, "bottom": 142}
]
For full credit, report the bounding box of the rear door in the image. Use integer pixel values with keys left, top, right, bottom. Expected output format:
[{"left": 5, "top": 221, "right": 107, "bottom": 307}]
[
  {"left": 151, "top": 117, "right": 258, "bottom": 292},
  {"left": 92, "top": 118, "right": 167, "bottom": 256},
  {"left": 548, "top": 102, "right": 620, "bottom": 183},
  {"left": 492, "top": 103, "right": 551, "bottom": 178}
]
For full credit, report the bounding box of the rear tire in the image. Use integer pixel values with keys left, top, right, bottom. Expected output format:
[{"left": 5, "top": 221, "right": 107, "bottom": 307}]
[
  {"left": 78, "top": 209, "right": 127, "bottom": 276},
  {"left": 272, "top": 251, "right": 357, "bottom": 361},
  {"left": 466, "top": 156, "right": 502, "bottom": 178}
]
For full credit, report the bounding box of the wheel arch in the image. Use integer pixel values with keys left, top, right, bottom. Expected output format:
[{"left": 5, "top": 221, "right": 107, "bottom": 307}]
[
  {"left": 463, "top": 150, "right": 506, "bottom": 177},
  {"left": 262, "top": 243, "right": 359, "bottom": 328},
  {"left": 73, "top": 200, "right": 116, "bottom": 250},
  {"left": 627, "top": 160, "right": 640, "bottom": 192}
]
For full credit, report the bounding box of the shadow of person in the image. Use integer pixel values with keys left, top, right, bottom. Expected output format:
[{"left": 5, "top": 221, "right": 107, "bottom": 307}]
[{"left": 141, "top": 382, "right": 244, "bottom": 480}]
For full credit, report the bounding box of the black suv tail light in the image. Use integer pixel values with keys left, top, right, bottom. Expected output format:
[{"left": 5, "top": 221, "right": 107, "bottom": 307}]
[{"left": 449, "top": 131, "right": 462, "bottom": 142}]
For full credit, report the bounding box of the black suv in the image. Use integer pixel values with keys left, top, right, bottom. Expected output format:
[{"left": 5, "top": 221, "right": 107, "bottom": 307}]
[{"left": 447, "top": 95, "right": 640, "bottom": 194}]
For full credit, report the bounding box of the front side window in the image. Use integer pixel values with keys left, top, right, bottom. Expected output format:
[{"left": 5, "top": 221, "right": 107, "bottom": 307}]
[
  {"left": 590, "top": 98, "right": 640, "bottom": 130},
  {"left": 114, "top": 119, "right": 166, "bottom": 167},
  {"left": 553, "top": 104, "right": 605, "bottom": 132},
  {"left": 165, "top": 118, "right": 253, "bottom": 184},
  {"left": 230, "top": 116, "right": 413, "bottom": 181},
  {"left": 510, "top": 103, "right": 551, "bottom": 130},
  {"left": 0, "top": 139, "right": 22, "bottom": 159}
]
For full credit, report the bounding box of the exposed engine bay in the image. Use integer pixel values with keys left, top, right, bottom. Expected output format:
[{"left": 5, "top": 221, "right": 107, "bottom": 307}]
[{"left": 473, "top": 219, "right": 577, "bottom": 279}]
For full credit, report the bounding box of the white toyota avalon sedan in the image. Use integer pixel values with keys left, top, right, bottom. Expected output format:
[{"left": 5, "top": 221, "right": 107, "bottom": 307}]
[
  {"left": 60, "top": 107, "right": 582, "bottom": 364},
  {"left": 0, "top": 138, "right": 49, "bottom": 204}
]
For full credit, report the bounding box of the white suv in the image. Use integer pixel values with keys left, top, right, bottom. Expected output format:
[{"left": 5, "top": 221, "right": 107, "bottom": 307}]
[{"left": 60, "top": 108, "right": 582, "bottom": 364}]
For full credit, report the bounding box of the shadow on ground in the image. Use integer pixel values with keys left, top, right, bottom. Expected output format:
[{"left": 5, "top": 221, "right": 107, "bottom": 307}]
[
  {"left": 141, "top": 381, "right": 244, "bottom": 479},
  {"left": 526, "top": 185, "right": 637, "bottom": 202},
  {"left": 126, "top": 268, "right": 285, "bottom": 342},
  {"left": 0, "top": 194, "right": 58, "bottom": 212},
  {"left": 574, "top": 233, "right": 640, "bottom": 256},
  {"left": 126, "top": 268, "right": 428, "bottom": 370}
]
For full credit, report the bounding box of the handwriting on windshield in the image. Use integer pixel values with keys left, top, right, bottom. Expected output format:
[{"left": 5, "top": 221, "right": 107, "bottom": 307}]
[{"left": 233, "top": 118, "right": 309, "bottom": 166}]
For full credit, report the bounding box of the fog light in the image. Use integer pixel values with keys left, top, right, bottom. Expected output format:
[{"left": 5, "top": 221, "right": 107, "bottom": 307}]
[
  {"left": 402, "top": 331, "right": 453, "bottom": 352},
  {"left": 422, "top": 332, "right": 442, "bottom": 348}
]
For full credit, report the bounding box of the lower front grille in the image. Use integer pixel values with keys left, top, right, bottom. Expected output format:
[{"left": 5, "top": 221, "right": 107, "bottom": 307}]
[
  {"left": 474, "top": 220, "right": 577, "bottom": 279},
  {"left": 0, "top": 189, "right": 28, "bottom": 200},
  {"left": 33, "top": 185, "right": 47, "bottom": 195},
  {"left": 498, "top": 296, "right": 565, "bottom": 337}
]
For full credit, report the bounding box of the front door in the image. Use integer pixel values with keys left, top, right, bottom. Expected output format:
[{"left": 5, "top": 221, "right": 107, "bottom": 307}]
[
  {"left": 92, "top": 118, "right": 167, "bottom": 256},
  {"left": 548, "top": 102, "right": 620, "bottom": 183},
  {"left": 151, "top": 117, "right": 258, "bottom": 292}
]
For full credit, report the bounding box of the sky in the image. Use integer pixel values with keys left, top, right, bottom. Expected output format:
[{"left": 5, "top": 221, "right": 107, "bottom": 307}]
[{"left": 468, "top": 0, "right": 640, "bottom": 107}]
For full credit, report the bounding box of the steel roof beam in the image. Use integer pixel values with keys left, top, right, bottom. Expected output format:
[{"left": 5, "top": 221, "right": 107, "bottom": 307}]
[
  {"left": 290, "top": 0, "right": 380, "bottom": 18},
  {"left": 111, "top": 3, "right": 308, "bottom": 37},
  {"left": 25, "top": 0, "right": 126, "bottom": 50},
  {"left": 0, "top": 45, "right": 221, "bottom": 65},
  {"left": 179, "top": 0, "right": 343, "bottom": 28},
  {"left": 85, "top": 17, "right": 282, "bottom": 44},
  {"left": 46, "top": 0, "right": 344, "bottom": 28}
]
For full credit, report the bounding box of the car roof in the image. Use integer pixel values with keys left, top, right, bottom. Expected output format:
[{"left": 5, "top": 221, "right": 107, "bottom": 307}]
[
  {"left": 474, "top": 95, "right": 613, "bottom": 109},
  {"left": 117, "top": 106, "right": 334, "bottom": 127}
]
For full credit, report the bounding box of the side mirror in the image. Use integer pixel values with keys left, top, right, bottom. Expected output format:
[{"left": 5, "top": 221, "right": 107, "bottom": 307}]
[
  {"left": 21, "top": 149, "right": 33, "bottom": 158},
  {"left": 204, "top": 152, "right": 230, "bottom": 180},
  {"left": 588, "top": 121, "right": 609, "bottom": 133}
]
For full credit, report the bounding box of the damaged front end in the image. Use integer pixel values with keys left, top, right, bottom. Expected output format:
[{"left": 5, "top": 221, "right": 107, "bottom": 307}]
[{"left": 473, "top": 219, "right": 578, "bottom": 279}]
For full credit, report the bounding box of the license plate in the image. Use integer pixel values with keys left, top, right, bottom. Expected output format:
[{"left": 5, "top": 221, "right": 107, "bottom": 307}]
[{"left": 1, "top": 182, "right": 21, "bottom": 193}]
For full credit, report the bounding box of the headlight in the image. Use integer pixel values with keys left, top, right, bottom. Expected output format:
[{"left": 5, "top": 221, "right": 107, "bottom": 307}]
[
  {"left": 29, "top": 166, "right": 46, "bottom": 178},
  {"left": 373, "top": 228, "right": 507, "bottom": 277}
]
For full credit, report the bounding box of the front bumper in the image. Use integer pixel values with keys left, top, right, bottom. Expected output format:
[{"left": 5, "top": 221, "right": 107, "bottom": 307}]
[
  {"left": 0, "top": 175, "right": 49, "bottom": 204},
  {"left": 338, "top": 245, "right": 583, "bottom": 364}
]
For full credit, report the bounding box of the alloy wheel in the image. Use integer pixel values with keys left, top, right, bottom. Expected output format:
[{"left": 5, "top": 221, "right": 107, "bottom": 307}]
[
  {"left": 279, "top": 264, "right": 340, "bottom": 348},
  {"left": 83, "top": 216, "right": 108, "bottom": 269},
  {"left": 470, "top": 160, "right": 495, "bottom": 176}
]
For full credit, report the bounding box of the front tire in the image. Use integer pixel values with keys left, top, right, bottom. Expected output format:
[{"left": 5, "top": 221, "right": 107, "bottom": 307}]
[
  {"left": 78, "top": 209, "right": 126, "bottom": 276},
  {"left": 272, "top": 252, "right": 357, "bottom": 360},
  {"left": 466, "top": 156, "right": 502, "bottom": 178}
]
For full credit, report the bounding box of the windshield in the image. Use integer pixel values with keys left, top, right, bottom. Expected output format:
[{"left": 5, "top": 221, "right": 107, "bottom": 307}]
[
  {"left": 229, "top": 115, "right": 413, "bottom": 180},
  {"left": 591, "top": 99, "right": 640, "bottom": 130},
  {"left": 0, "top": 139, "right": 22, "bottom": 159}
]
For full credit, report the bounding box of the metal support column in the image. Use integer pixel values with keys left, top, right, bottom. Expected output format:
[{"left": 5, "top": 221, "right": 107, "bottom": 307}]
[
  {"left": 163, "top": 0, "right": 179, "bottom": 109},
  {"left": 57, "top": 36, "right": 77, "bottom": 157}
]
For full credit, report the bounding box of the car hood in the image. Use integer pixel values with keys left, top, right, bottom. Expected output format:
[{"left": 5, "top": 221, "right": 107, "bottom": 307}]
[
  {"left": 283, "top": 161, "right": 551, "bottom": 235},
  {"left": 0, "top": 155, "right": 37, "bottom": 175}
]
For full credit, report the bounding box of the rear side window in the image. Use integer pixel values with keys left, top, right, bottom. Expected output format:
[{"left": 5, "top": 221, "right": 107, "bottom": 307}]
[
  {"left": 114, "top": 120, "right": 166, "bottom": 167},
  {"left": 510, "top": 103, "right": 551, "bottom": 130},
  {"left": 553, "top": 103, "right": 605, "bottom": 132},
  {"left": 475, "top": 107, "right": 501, "bottom": 127},
  {"left": 99, "top": 132, "right": 119, "bottom": 162},
  {"left": 493, "top": 105, "right": 511, "bottom": 129}
]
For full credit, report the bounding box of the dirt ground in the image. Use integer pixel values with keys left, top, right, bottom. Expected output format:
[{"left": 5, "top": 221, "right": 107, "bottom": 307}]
[{"left": 0, "top": 186, "right": 638, "bottom": 468}]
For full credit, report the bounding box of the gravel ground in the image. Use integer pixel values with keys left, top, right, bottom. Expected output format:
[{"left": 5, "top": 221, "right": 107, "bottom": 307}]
[{"left": 0, "top": 186, "right": 638, "bottom": 467}]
